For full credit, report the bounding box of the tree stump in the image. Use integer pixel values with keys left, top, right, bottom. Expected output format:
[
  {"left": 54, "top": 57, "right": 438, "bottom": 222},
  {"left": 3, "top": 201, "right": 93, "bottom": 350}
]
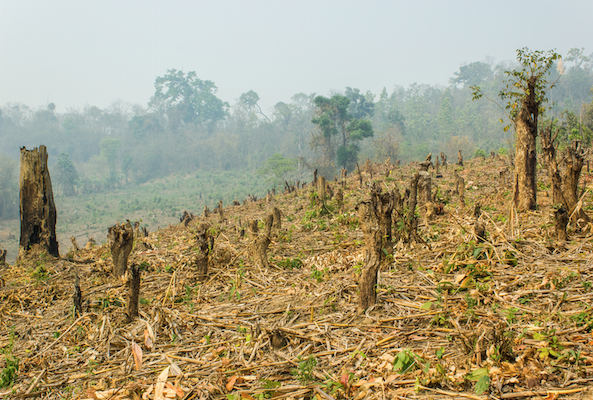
[
  {"left": 554, "top": 205, "right": 569, "bottom": 241},
  {"left": 194, "top": 224, "right": 214, "bottom": 281},
  {"left": 19, "top": 146, "right": 59, "bottom": 258},
  {"left": 218, "top": 200, "right": 225, "bottom": 222},
  {"left": 252, "top": 215, "right": 273, "bottom": 268},
  {"left": 336, "top": 188, "right": 344, "bottom": 212},
  {"left": 272, "top": 207, "right": 282, "bottom": 230},
  {"left": 70, "top": 236, "right": 79, "bottom": 252},
  {"left": 358, "top": 185, "right": 394, "bottom": 313},
  {"left": 203, "top": 205, "right": 210, "bottom": 217},
  {"left": 418, "top": 171, "right": 434, "bottom": 221},
  {"left": 108, "top": 220, "right": 134, "bottom": 278},
  {"left": 0, "top": 246, "right": 6, "bottom": 266},
  {"left": 127, "top": 263, "right": 140, "bottom": 319},
  {"left": 454, "top": 171, "right": 465, "bottom": 206},
  {"left": 419, "top": 154, "right": 432, "bottom": 172},
  {"left": 440, "top": 152, "right": 447, "bottom": 169},
  {"left": 319, "top": 176, "right": 326, "bottom": 205},
  {"left": 73, "top": 274, "right": 83, "bottom": 316}
]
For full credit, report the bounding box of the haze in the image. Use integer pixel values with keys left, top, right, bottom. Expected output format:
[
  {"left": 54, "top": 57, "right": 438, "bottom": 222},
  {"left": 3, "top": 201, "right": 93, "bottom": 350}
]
[{"left": 1, "top": 0, "right": 591, "bottom": 112}]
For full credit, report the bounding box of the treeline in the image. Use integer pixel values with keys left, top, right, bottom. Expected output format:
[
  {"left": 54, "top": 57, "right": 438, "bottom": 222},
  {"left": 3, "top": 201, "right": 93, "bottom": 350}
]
[{"left": 1, "top": 48, "right": 593, "bottom": 220}]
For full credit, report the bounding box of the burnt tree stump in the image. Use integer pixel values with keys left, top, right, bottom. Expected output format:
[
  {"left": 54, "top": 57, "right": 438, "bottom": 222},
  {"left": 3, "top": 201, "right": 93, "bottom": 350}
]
[
  {"left": 252, "top": 215, "right": 273, "bottom": 269},
  {"left": 19, "top": 146, "right": 59, "bottom": 258},
  {"left": 358, "top": 186, "right": 394, "bottom": 312},
  {"left": 127, "top": 263, "right": 141, "bottom": 319},
  {"left": 0, "top": 246, "right": 6, "bottom": 266},
  {"left": 108, "top": 220, "right": 134, "bottom": 278},
  {"left": 194, "top": 224, "right": 214, "bottom": 281},
  {"left": 272, "top": 207, "right": 282, "bottom": 230},
  {"left": 73, "top": 274, "right": 83, "bottom": 316},
  {"left": 457, "top": 149, "right": 464, "bottom": 166},
  {"left": 555, "top": 205, "right": 569, "bottom": 241},
  {"left": 440, "top": 152, "right": 447, "bottom": 169}
]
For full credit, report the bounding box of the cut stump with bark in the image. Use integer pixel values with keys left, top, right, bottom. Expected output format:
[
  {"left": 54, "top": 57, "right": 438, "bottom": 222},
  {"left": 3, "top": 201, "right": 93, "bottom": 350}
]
[
  {"left": 19, "top": 146, "right": 59, "bottom": 259},
  {"left": 108, "top": 220, "right": 134, "bottom": 278},
  {"left": 272, "top": 207, "right": 282, "bottom": 230},
  {"left": 127, "top": 263, "right": 140, "bottom": 320},
  {"left": 252, "top": 215, "right": 273, "bottom": 269},
  {"left": 554, "top": 205, "right": 569, "bottom": 241},
  {"left": 194, "top": 224, "right": 214, "bottom": 281},
  {"left": 358, "top": 186, "right": 394, "bottom": 313}
]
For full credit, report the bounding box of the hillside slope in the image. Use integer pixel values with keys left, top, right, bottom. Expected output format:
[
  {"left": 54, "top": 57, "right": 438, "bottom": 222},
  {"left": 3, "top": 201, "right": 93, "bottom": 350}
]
[{"left": 1, "top": 157, "right": 593, "bottom": 399}]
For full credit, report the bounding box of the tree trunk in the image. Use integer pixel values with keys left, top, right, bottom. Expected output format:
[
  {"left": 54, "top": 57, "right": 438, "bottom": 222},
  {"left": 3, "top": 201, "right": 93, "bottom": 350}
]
[
  {"left": 73, "top": 274, "right": 83, "bottom": 316},
  {"left": 252, "top": 215, "right": 273, "bottom": 268},
  {"left": 0, "top": 247, "right": 6, "bottom": 265},
  {"left": 108, "top": 220, "right": 134, "bottom": 278},
  {"left": 440, "top": 152, "right": 447, "bottom": 169},
  {"left": 554, "top": 205, "right": 568, "bottom": 241},
  {"left": 319, "top": 176, "right": 326, "bottom": 205},
  {"left": 562, "top": 141, "right": 590, "bottom": 222},
  {"left": 454, "top": 171, "right": 465, "bottom": 206},
  {"left": 19, "top": 146, "right": 59, "bottom": 258},
  {"left": 358, "top": 197, "right": 383, "bottom": 313},
  {"left": 272, "top": 207, "right": 282, "bottom": 230},
  {"left": 127, "top": 263, "right": 140, "bottom": 319},
  {"left": 540, "top": 126, "right": 565, "bottom": 206},
  {"left": 457, "top": 150, "right": 463, "bottom": 166},
  {"left": 513, "top": 77, "right": 538, "bottom": 211},
  {"left": 194, "top": 224, "right": 214, "bottom": 281}
]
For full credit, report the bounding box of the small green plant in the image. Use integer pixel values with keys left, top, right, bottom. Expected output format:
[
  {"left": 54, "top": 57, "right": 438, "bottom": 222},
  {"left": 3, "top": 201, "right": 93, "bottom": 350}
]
[
  {"left": 277, "top": 258, "right": 303, "bottom": 269},
  {"left": 503, "top": 307, "right": 520, "bottom": 324},
  {"left": 1, "top": 327, "right": 19, "bottom": 388},
  {"left": 310, "top": 266, "right": 328, "bottom": 283},
  {"left": 291, "top": 356, "right": 317, "bottom": 384},
  {"left": 393, "top": 348, "right": 428, "bottom": 374}
]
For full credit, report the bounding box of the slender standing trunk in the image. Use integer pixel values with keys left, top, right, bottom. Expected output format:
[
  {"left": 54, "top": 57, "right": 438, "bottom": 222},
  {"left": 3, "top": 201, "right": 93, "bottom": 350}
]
[{"left": 513, "top": 77, "right": 538, "bottom": 211}]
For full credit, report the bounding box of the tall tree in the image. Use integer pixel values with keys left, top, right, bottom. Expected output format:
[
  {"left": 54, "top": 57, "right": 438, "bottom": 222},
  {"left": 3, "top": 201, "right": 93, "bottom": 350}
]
[
  {"left": 472, "top": 48, "right": 561, "bottom": 211},
  {"left": 149, "top": 69, "right": 229, "bottom": 132},
  {"left": 311, "top": 94, "right": 373, "bottom": 171}
]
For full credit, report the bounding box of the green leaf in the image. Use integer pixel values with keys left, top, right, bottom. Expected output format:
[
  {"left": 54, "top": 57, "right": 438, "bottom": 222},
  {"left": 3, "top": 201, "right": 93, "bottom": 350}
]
[
  {"left": 466, "top": 367, "right": 488, "bottom": 381},
  {"left": 475, "top": 375, "right": 490, "bottom": 395},
  {"left": 420, "top": 301, "right": 432, "bottom": 310}
]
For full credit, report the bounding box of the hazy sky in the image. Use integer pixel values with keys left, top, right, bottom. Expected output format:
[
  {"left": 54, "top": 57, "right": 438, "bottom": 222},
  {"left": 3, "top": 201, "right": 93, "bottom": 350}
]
[{"left": 1, "top": 0, "right": 592, "bottom": 113}]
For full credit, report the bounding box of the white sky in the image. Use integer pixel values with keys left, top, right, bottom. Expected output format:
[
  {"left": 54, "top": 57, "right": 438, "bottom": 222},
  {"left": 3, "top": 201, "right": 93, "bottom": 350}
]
[{"left": 1, "top": 0, "right": 592, "bottom": 114}]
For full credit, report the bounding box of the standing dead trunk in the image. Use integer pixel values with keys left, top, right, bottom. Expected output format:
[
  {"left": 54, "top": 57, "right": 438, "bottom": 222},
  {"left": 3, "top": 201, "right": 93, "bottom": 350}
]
[
  {"left": 454, "top": 171, "right": 465, "bottom": 206},
  {"left": 418, "top": 171, "right": 435, "bottom": 221},
  {"left": 19, "top": 146, "right": 59, "bottom": 258},
  {"left": 252, "top": 215, "right": 273, "bottom": 268},
  {"left": 108, "top": 220, "right": 134, "bottom": 278},
  {"left": 319, "top": 176, "right": 326, "bottom": 205},
  {"left": 562, "top": 141, "right": 589, "bottom": 222},
  {"left": 272, "top": 207, "right": 282, "bottom": 230},
  {"left": 313, "top": 169, "right": 318, "bottom": 187},
  {"left": 127, "top": 263, "right": 140, "bottom": 320},
  {"left": 203, "top": 205, "right": 210, "bottom": 217},
  {"left": 194, "top": 224, "right": 214, "bottom": 281},
  {"left": 540, "top": 126, "right": 565, "bottom": 206},
  {"left": 336, "top": 188, "right": 344, "bottom": 212},
  {"left": 356, "top": 163, "right": 363, "bottom": 187},
  {"left": 419, "top": 154, "right": 432, "bottom": 172},
  {"left": 440, "top": 152, "right": 447, "bottom": 169},
  {"left": 73, "top": 274, "right": 83, "bottom": 317},
  {"left": 0, "top": 246, "right": 6, "bottom": 265},
  {"left": 357, "top": 197, "right": 383, "bottom": 313},
  {"left": 218, "top": 200, "right": 225, "bottom": 222},
  {"left": 554, "top": 205, "right": 569, "bottom": 241},
  {"left": 457, "top": 150, "right": 464, "bottom": 166},
  {"left": 513, "top": 76, "right": 538, "bottom": 211}
]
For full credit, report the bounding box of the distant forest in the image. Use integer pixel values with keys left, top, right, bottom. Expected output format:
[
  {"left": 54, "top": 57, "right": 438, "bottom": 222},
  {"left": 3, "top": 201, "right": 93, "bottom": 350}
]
[{"left": 1, "top": 48, "right": 593, "bottom": 220}]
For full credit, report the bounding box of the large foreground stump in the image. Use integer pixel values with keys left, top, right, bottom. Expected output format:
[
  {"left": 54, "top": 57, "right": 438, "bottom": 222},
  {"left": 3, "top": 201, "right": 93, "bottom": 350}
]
[
  {"left": 193, "top": 224, "right": 214, "bottom": 281},
  {"left": 19, "top": 146, "right": 59, "bottom": 258},
  {"left": 108, "top": 221, "right": 134, "bottom": 278}
]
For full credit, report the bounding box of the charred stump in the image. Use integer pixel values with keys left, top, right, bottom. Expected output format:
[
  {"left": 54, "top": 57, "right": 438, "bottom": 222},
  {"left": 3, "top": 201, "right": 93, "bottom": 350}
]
[
  {"left": 454, "top": 171, "right": 465, "bottom": 206},
  {"left": 203, "top": 205, "right": 210, "bottom": 217},
  {"left": 336, "top": 188, "right": 344, "bottom": 212},
  {"left": 457, "top": 150, "right": 464, "bottom": 166},
  {"left": 108, "top": 220, "right": 134, "bottom": 278},
  {"left": 194, "top": 224, "right": 214, "bottom": 281},
  {"left": 272, "top": 207, "right": 282, "bottom": 230},
  {"left": 0, "top": 246, "right": 6, "bottom": 266},
  {"left": 419, "top": 153, "right": 432, "bottom": 172},
  {"left": 218, "top": 200, "right": 225, "bottom": 222},
  {"left": 554, "top": 205, "right": 569, "bottom": 241},
  {"left": 440, "top": 152, "right": 447, "bottom": 169},
  {"left": 19, "top": 146, "right": 59, "bottom": 258},
  {"left": 252, "top": 215, "right": 273, "bottom": 268},
  {"left": 562, "top": 141, "right": 589, "bottom": 222},
  {"left": 73, "top": 274, "right": 83, "bottom": 317},
  {"left": 180, "top": 210, "right": 195, "bottom": 226},
  {"left": 127, "top": 263, "right": 140, "bottom": 320},
  {"left": 358, "top": 185, "right": 394, "bottom": 312},
  {"left": 356, "top": 163, "right": 363, "bottom": 187}
]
